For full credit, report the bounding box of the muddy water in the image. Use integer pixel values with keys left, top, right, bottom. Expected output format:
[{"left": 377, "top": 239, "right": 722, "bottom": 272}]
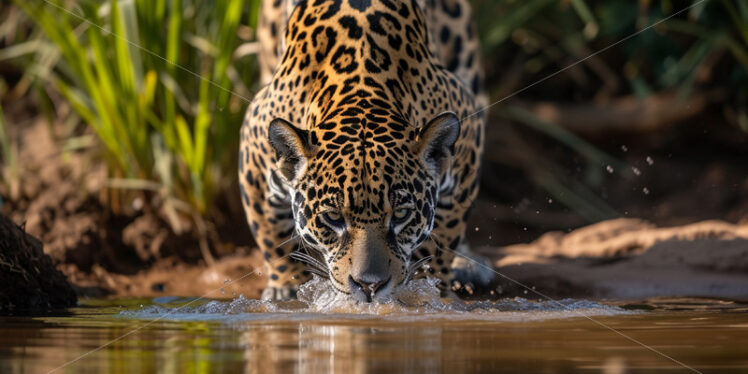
[{"left": 2, "top": 277, "right": 748, "bottom": 373}]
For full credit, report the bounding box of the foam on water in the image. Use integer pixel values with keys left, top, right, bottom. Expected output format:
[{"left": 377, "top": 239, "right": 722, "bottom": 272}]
[{"left": 123, "top": 276, "right": 630, "bottom": 322}]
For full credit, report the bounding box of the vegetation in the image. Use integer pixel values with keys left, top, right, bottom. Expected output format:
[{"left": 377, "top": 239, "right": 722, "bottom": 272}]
[
  {"left": 0, "top": 0, "right": 746, "bottom": 229},
  {"left": 0, "top": 104, "right": 18, "bottom": 205},
  {"left": 475, "top": 0, "right": 748, "bottom": 107},
  {"left": 471, "top": 0, "right": 748, "bottom": 221},
  {"left": 4, "top": 0, "right": 261, "bottom": 230}
]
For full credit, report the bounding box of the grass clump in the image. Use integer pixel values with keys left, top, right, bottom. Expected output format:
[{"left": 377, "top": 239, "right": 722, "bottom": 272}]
[{"left": 11, "top": 0, "right": 260, "bottom": 229}]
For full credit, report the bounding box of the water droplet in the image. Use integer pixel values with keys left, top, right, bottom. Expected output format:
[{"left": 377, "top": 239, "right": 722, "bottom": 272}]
[
  {"left": 646, "top": 156, "right": 654, "bottom": 165},
  {"left": 605, "top": 165, "right": 614, "bottom": 173},
  {"left": 642, "top": 187, "right": 650, "bottom": 195},
  {"left": 474, "top": 227, "right": 479, "bottom": 232},
  {"left": 621, "top": 145, "right": 628, "bottom": 152},
  {"left": 631, "top": 166, "right": 641, "bottom": 176},
  {"left": 257, "top": 271, "right": 262, "bottom": 276},
  {"left": 132, "top": 198, "right": 143, "bottom": 211},
  {"left": 220, "top": 288, "right": 225, "bottom": 295},
  {"left": 523, "top": 290, "right": 528, "bottom": 295},
  {"left": 547, "top": 198, "right": 553, "bottom": 204},
  {"left": 523, "top": 227, "right": 528, "bottom": 231},
  {"left": 465, "top": 284, "right": 474, "bottom": 295},
  {"left": 224, "top": 278, "right": 230, "bottom": 285},
  {"left": 535, "top": 210, "right": 540, "bottom": 214}
]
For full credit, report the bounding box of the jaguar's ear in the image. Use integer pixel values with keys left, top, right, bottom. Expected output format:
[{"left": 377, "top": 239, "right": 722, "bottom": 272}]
[
  {"left": 268, "top": 118, "right": 311, "bottom": 183},
  {"left": 417, "top": 112, "right": 460, "bottom": 174}
]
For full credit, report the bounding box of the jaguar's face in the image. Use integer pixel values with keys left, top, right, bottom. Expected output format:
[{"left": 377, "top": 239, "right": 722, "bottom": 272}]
[
  {"left": 289, "top": 153, "right": 440, "bottom": 302},
  {"left": 269, "top": 112, "right": 459, "bottom": 302}
]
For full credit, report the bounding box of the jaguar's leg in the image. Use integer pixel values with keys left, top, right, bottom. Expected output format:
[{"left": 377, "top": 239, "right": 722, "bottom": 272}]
[
  {"left": 411, "top": 175, "right": 493, "bottom": 295},
  {"left": 409, "top": 196, "right": 467, "bottom": 295},
  {"left": 413, "top": 224, "right": 494, "bottom": 296},
  {"left": 410, "top": 235, "right": 457, "bottom": 295},
  {"left": 258, "top": 239, "right": 312, "bottom": 301},
  {"left": 239, "top": 127, "right": 310, "bottom": 300},
  {"left": 450, "top": 237, "right": 496, "bottom": 292}
]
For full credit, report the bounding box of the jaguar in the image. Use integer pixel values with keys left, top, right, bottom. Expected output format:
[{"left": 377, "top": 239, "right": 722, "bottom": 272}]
[{"left": 239, "top": 0, "right": 491, "bottom": 301}]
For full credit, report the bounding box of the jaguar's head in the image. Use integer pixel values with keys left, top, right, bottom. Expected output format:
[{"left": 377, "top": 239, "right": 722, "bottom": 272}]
[{"left": 268, "top": 111, "right": 459, "bottom": 302}]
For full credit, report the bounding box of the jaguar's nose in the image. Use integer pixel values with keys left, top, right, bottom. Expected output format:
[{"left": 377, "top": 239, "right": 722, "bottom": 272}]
[{"left": 349, "top": 274, "right": 391, "bottom": 302}]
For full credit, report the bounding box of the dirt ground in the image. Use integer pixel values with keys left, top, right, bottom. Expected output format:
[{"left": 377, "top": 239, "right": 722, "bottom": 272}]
[
  {"left": 479, "top": 218, "right": 748, "bottom": 300},
  {"left": 2, "top": 98, "right": 747, "bottom": 301},
  {"left": 1, "top": 102, "right": 258, "bottom": 298}
]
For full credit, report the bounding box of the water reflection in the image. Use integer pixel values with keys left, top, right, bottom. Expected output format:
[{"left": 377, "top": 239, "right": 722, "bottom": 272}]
[
  {"left": 0, "top": 300, "right": 747, "bottom": 373},
  {"left": 241, "top": 323, "right": 445, "bottom": 373}
]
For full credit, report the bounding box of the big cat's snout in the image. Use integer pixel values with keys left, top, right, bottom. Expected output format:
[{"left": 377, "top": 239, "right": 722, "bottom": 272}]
[
  {"left": 348, "top": 273, "right": 392, "bottom": 302},
  {"left": 344, "top": 228, "right": 399, "bottom": 302}
]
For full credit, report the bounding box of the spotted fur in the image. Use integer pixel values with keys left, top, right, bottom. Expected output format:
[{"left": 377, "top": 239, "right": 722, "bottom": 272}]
[{"left": 241, "top": 0, "right": 487, "bottom": 300}]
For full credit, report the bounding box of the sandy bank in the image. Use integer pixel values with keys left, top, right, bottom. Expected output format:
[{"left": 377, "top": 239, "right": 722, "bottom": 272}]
[{"left": 481, "top": 218, "right": 748, "bottom": 300}]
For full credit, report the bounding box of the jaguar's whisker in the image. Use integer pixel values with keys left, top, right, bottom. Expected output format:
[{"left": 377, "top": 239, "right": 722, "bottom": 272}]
[
  {"left": 405, "top": 255, "right": 433, "bottom": 283},
  {"left": 290, "top": 251, "right": 326, "bottom": 270},
  {"left": 290, "top": 251, "right": 329, "bottom": 278},
  {"left": 306, "top": 268, "right": 331, "bottom": 279}
]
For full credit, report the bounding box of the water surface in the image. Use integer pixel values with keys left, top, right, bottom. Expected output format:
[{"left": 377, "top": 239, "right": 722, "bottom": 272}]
[{"left": 1, "top": 283, "right": 746, "bottom": 373}]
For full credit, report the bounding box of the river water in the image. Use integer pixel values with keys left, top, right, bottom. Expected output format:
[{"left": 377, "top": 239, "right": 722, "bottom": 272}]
[{"left": 1, "top": 278, "right": 747, "bottom": 373}]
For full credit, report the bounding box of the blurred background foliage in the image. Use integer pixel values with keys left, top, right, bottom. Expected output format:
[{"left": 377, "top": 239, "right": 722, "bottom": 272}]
[
  {"left": 0, "top": 0, "right": 746, "bottom": 238},
  {"left": 476, "top": 0, "right": 748, "bottom": 102},
  {"left": 471, "top": 0, "right": 748, "bottom": 223}
]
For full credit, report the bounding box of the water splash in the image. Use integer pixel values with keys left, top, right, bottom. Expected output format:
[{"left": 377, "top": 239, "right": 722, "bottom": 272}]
[
  {"left": 295, "top": 276, "right": 445, "bottom": 314},
  {"left": 123, "top": 276, "right": 630, "bottom": 322}
]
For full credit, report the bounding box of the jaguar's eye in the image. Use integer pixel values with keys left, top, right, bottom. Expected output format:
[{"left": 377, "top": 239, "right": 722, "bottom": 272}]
[
  {"left": 322, "top": 211, "right": 345, "bottom": 228},
  {"left": 392, "top": 208, "right": 412, "bottom": 224}
]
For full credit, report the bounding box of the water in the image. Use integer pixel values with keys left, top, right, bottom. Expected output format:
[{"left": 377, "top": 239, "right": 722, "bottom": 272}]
[
  {"left": 1, "top": 280, "right": 747, "bottom": 373},
  {"left": 124, "top": 277, "right": 629, "bottom": 321}
]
